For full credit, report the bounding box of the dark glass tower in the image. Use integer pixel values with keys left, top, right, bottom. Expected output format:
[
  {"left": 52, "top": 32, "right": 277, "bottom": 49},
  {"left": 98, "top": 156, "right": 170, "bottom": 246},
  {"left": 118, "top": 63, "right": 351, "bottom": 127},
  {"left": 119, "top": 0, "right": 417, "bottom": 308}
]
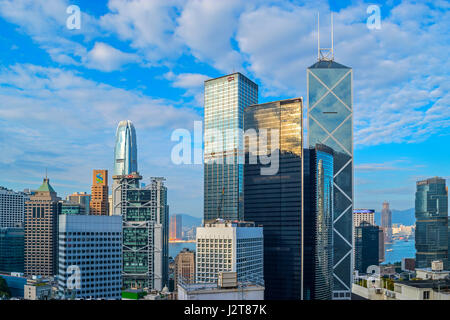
[
  {"left": 204, "top": 73, "right": 258, "bottom": 222},
  {"left": 354, "top": 222, "right": 380, "bottom": 273},
  {"left": 0, "top": 227, "right": 24, "bottom": 273},
  {"left": 303, "top": 144, "right": 334, "bottom": 300},
  {"left": 307, "top": 59, "right": 353, "bottom": 300},
  {"left": 415, "top": 177, "right": 448, "bottom": 269},
  {"left": 244, "top": 98, "right": 302, "bottom": 300}
]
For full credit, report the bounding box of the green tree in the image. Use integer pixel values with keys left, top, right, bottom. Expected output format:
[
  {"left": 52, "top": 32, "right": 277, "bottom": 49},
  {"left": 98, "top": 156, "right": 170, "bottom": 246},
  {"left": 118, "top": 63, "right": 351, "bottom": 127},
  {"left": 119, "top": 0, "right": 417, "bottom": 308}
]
[{"left": 0, "top": 277, "right": 11, "bottom": 299}]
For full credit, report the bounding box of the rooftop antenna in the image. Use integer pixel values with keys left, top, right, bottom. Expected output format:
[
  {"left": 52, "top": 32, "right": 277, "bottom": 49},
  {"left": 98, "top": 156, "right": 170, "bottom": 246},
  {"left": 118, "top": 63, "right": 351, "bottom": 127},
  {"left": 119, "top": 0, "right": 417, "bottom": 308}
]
[
  {"left": 45, "top": 168, "right": 48, "bottom": 179},
  {"left": 317, "top": 12, "right": 334, "bottom": 61}
]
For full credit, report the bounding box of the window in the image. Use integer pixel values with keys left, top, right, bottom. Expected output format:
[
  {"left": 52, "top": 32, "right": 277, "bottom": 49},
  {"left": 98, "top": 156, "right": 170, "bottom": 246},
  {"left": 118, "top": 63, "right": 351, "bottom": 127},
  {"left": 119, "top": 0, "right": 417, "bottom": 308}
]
[{"left": 423, "top": 291, "right": 430, "bottom": 300}]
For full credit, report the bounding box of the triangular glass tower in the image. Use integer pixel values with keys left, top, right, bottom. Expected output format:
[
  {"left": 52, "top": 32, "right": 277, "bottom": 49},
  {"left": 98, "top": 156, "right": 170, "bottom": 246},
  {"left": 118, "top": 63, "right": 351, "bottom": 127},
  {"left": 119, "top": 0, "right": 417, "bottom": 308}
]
[{"left": 307, "top": 59, "right": 353, "bottom": 300}]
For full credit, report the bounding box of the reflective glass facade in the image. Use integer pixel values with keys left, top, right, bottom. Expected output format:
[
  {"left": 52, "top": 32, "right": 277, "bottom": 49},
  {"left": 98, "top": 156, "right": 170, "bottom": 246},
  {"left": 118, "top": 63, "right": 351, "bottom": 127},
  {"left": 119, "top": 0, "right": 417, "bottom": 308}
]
[
  {"left": 354, "top": 222, "right": 380, "bottom": 273},
  {"left": 244, "top": 98, "right": 302, "bottom": 300},
  {"left": 307, "top": 60, "right": 353, "bottom": 300},
  {"left": 303, "top": 145, "right": 334, "bottom": 300},
  {"left": 114, "top": 120, "right": 137, "bottom": 176},
  {"left": 0, "top": 227, "right": 24, "bottom": 273},
  {"left": 415, "top": 177, "right": 448, "bottom": 269},
  {"left": 204, "top": 73, "right": 258, "bottom": 222}
]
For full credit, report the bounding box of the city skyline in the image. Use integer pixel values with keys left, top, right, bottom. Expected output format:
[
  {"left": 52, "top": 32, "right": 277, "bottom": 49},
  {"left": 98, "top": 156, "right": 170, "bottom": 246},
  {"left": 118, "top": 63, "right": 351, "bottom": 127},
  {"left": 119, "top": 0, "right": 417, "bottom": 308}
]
[{"left": 0, "top": 0, "right": 448, "bottom": 217}]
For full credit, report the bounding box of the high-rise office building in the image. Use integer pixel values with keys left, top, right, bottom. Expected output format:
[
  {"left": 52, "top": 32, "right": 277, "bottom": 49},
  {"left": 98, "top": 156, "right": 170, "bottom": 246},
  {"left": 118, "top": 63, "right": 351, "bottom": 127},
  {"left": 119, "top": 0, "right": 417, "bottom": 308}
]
[
  {"left": 303, "top": 144, "right": 334, "bottom": 300},
  {"left": 170, "top": 215, "right": 182, "bottom": 240},
  {"left": 113, "top": 174, "right": 169, "bottom": 291},
  {"left": 58, "top": 215, "right": 122, "bottom": 300},
  {"left": 24, "top": 177, "right": 61, "bottom": 277},
  {"left": 112, "top": 120, "right": 138, "bottom": 215},
  {"left": 244, "top": 98, "right": 302, "bottom": 300},
  {"left": 204, "top": 73, "right": 258, "bottom": 222},
  {"left": 381, "top": 202, "right": 392, "bottom": 244},
  {"left": 415, "top": 177, "right": 448, "bottom": 269},
  {"left": 378, "top": 228, "right": 385, "bottom": 264},
  {"left": 353, "top": 209, "right": 375, "bottom": 228},
  {"left": 66, "top": 192, "right": 91, "bottom": 215},
  {"left": 0, "top": 227, "right": 24, "bottom": 273},
  {"left": 354, "top": 222, "right": 380, "bottom": 273},
  {"left": 0, "top": 186, "right": 29, "bottom": 228},
  {"left": 174, "top": 248, "right": 195, "bottom": 289},
  {"left": 307, "top": 55, "right": 354, "bottom": 300},
  {"left": 113, "top": 120, "right": 138, "bottom": 176},
  {"left": 90, "top": 169, "right": 109, "bottom": 216},
  {"left": 196, "top": 220, "right": 263, "bottom": 285}
]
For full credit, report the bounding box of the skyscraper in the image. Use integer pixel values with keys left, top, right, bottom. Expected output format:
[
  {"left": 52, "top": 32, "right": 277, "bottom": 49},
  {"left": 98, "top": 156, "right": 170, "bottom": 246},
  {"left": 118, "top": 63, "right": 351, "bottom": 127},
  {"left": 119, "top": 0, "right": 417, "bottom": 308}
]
[
  {"left": 0, "top": 186, "right": 29, "bottom": 228},
  {"left": 354, "top": 222, "right": 380, "bottom": 273},
  {"left": 170, "top": 215, "right": 182, "bottom": 240},
  {"left": 303, "top": 144, "right": 334, "bottom": 300},
  {"left": 204, "top": 73, "right": 258, "bottom": 222},
  {"left": 415, "top": 177, "right": 448, "bottom": 269},
  {"left": 244, "top": 98, "right": 303, "bottom": 299},
  {"left": 90, "top": 169, "right": 109, "bottom": 216},
  {"left": 24, "top": 178, "right": 61, "bottom": 277},
  {"left": 381, "top": 202, "right": 392, "bottom": 244},
  {"left": 114, "top": 174, "right": 169, "bottom": 291},
  {"left": 307, "top": 55, "right": 353, "bottom": 299},
  {"left": 113, "top": 120, "right": 137, "bottom": 176}
]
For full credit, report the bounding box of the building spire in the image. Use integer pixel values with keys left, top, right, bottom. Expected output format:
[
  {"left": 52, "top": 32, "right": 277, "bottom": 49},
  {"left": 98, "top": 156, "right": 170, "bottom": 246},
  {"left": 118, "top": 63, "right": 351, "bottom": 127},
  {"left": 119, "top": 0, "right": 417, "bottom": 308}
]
[{"left": 317, "top": 12, "right": 334, "bottom": 61}]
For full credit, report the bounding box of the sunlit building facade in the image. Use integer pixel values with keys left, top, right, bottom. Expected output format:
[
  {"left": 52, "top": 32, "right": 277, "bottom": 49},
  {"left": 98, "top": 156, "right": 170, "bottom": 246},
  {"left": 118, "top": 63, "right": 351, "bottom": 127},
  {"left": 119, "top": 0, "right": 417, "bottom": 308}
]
[
  {"left": 307, "top": 59, "right": 353, "bottom": 300},
  {"left": 244, "top": 98, "right": 302, "bottom": 299},
  {"left": 113, "top": 120, "right": 138, "bottom": 176},
  {"left": 204, "top": 73, "right": 258, "bottom": 222}
]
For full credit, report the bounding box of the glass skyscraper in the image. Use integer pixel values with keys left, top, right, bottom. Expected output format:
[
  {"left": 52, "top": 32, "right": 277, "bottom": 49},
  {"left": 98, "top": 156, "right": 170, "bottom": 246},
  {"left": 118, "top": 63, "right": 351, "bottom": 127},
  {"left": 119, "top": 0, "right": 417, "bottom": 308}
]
[
  {"left": 244, "top": 98, "right": 302, "bottom": 300},
  {"left": 0, "top": 227, "right": 24, "bottom": 273},
  {"left": 114, "top": 120, "right": 137, "bottom": 176},
  {"left": 303, "top": 144, "right": 334, "bottom": 300},
  {"left": 307, "top": 59, "right": 353, "bottom": 300},
  {"left": 415, "top": 177, "right": 448, "bottom": 269},
  {"left": 204, "top": 73, "right": 258, "bottom": 222},
  {"left": 354, "top": 222, "right": 380, "bottom": 273}
]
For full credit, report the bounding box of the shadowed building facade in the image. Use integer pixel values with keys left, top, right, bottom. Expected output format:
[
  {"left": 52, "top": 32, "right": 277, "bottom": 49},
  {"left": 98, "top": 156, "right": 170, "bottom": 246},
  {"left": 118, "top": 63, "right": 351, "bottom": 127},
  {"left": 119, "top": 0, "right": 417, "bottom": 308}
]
[
  {"left": 415, "top": 177, "right": 448, "bottom": 269},
  {"left": 307, "top": 59, "right": 353, "bottom": 300},
  {"left": 244, "top": 98, "right": 302, "bottom": 299},
  {"left": 303, "top": 144, "right": 334, "bottom": 300}
]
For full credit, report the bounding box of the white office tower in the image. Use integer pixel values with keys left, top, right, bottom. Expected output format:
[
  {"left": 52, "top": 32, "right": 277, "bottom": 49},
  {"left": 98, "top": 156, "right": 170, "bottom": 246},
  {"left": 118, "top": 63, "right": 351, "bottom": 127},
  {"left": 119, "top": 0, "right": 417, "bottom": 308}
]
[
  {"left": 0, "top": 187, "right": 29, "bottom": 228},
  {"left": 195, "top": 220, "right": 264, "bottom": 286},
  {"left": 57, "top": 215, "right": 122, "bottom": 300}
]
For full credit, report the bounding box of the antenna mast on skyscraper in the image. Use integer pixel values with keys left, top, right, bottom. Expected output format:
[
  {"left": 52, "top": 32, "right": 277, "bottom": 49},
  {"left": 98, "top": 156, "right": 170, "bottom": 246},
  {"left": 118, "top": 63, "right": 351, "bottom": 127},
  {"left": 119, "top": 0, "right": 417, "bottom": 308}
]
[{"left": 317, "top": 12, "right": 334, "bottom": 61}]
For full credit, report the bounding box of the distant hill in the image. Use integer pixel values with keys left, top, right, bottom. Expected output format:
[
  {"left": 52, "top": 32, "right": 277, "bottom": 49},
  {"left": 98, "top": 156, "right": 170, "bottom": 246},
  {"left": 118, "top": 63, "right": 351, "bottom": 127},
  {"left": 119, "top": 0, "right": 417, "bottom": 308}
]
[
  {"left": 374, "top": 208, "right": 415, "bottom": 226},
  {"left": 171, "top": 213, "right": 202, "bottom": 229}
]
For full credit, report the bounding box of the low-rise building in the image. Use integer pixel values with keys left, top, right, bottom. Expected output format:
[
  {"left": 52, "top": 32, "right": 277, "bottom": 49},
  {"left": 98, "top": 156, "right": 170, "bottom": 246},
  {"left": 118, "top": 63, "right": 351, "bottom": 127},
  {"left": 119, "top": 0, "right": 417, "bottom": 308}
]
[{"left": 24, "top": 276, "right": 52, "bottom": 300}]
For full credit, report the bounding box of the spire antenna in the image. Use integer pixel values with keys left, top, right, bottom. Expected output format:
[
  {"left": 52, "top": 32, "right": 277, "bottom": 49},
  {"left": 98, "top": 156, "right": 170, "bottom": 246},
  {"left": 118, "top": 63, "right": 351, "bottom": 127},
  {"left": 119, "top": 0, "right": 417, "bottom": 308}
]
[{"left": 318, "top": 12, "right": 335, "bottom": 61}]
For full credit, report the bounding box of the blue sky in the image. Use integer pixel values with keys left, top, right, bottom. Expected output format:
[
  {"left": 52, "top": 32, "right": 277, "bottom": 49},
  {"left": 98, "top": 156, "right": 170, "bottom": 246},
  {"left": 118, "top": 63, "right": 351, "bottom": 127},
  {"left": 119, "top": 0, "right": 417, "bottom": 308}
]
[{"left": 0, "top": 0, "right": 448, "bottom": 217}]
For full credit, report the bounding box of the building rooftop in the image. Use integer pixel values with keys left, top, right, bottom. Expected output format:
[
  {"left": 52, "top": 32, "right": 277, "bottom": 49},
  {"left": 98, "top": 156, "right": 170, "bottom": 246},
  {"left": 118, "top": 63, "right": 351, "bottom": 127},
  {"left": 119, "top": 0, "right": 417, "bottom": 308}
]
[
  {"left": 308, "top": 60, "right": 350, "bottom": 69},
  {"left": 36, "top": 178, "right": 56, "bottom": 193}
]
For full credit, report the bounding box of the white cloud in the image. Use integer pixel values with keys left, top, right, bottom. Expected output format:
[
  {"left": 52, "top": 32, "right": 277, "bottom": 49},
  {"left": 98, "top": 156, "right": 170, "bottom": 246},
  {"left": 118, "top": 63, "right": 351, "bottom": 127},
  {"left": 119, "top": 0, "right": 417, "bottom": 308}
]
[
  {"left": 84, "top": 42, "right": 139, "bottom": 72},
  {"left": 164, "top": 71, "right": 210, "bottom": 106}
]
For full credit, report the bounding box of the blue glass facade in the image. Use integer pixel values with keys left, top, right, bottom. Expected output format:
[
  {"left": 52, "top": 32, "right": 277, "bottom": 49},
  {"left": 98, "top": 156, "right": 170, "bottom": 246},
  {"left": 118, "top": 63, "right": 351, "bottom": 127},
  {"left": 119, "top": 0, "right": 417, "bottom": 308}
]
[
  {"left": 244, "top": 98, "right": 302, "bottom": 300},
  {"left": 415, "top": 177, "right": 448, "bottom": 269},
  {"left": 0, "top": 227, "right": 24, "bottom": 273},
  {"left": 307, "top": 60, "right": 353, "bottom": 300},
  {"left": 303, "top": 145, "right": 334, "bottom": 300},
  {"left": 204, "top": 73, "right": 258, "bottom": 222},
  {"left": 354, "top": 222, "right": 380, "bottom": 273},
  {"left": 114, "top": 120, "right": 138, "bottom": 176}
]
